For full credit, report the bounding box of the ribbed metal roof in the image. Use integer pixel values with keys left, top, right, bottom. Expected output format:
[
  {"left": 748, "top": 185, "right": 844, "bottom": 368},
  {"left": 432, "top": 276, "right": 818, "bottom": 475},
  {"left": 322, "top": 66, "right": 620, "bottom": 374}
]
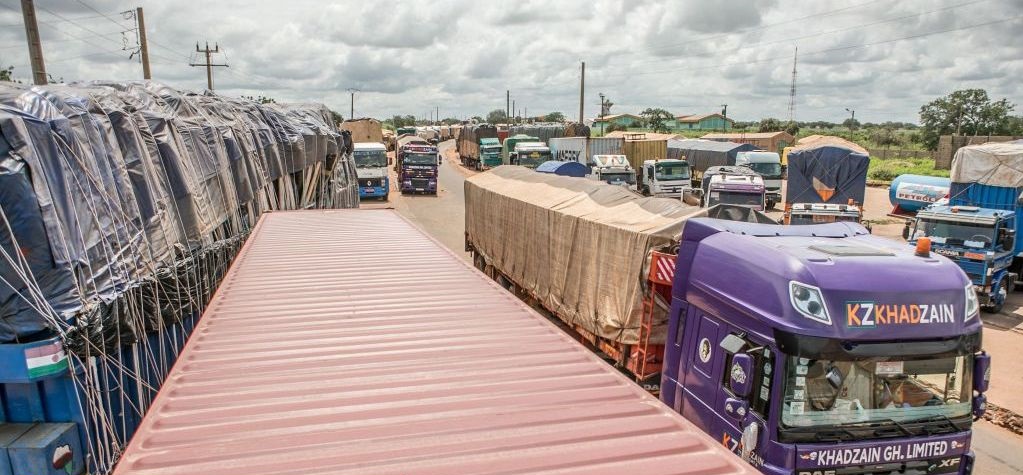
[{"left": 114, "top": 210, "right": 754, "bottom": 475}]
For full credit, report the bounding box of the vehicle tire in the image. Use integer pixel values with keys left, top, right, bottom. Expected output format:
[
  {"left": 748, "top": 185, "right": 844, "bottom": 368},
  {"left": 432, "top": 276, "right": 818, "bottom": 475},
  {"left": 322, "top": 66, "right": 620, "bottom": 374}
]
[
  {"left": 641, "top": 186, "right": 650, "bottom": 196},
  {"left": 766, "top": 199, "right": 776, "bottom": 210},
  {"left": 901, "top": 223, "right": 911, "bottom": 240},
  {"left": 474, "top": 253, "right": 486, "bottom": 272},
  {"left": 984, "top": 279, "right": 1010, "bottom": 314}
]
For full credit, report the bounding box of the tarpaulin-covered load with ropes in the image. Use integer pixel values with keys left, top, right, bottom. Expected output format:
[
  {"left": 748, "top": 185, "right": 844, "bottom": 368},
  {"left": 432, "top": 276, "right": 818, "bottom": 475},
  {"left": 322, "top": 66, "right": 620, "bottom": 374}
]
[
  {"left": 0, "top": 80, "right": 358, "bottom": 473},
  {"left": 465, "top": 166, "right": 706, "bottom": 345},
  {"left": 785, "top": 135, "right": 870, "bottom": 206}
]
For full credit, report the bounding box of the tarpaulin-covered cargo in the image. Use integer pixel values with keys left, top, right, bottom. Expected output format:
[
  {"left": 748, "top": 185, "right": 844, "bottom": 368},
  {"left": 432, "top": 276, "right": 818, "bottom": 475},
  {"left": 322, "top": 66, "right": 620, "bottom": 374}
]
[
  {"left": 0, "top": 81, "right": 358, "bottom": 473},
  {"left": 535, "top": 160, "right": 589, "bottom": 177},
  {"left": 786, "top": 136, "right": 869, "bottom": 205},
  {"left": 507, "top": 123, "right": 571, "bottom": 143},
  {"left": 667, "top": 139, "right": 756, "bottom": 173},
  {"left": 950, "top": 141, "right": 1023, "bottom": 187},
  {"left": 464, "top": 166, "right": 705, "bottom": 344},
  {"left": 549, "top": 136, "right": 624, "bottom": 164},
  {"left": 340, "top": 118, "right": 383, "bottom": 144}
]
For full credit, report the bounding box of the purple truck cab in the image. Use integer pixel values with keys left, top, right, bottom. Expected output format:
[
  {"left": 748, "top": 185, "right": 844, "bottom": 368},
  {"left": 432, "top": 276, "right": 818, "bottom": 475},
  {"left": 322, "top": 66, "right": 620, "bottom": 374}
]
[
  {"left": 398, "top": 143, "right": 439, "bottom": 194},
  {"left": 661, "top": 218, "right": 988, "bottom": 475}
]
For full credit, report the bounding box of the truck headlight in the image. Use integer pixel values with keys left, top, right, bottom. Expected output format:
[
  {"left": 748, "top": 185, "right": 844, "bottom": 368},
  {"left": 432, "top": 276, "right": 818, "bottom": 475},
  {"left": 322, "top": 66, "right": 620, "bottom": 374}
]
[
  {"left": 789, "top": 281, "right": 832, "bottom": 325},
  {"left": 965, "top": 284, "right": 979, "bottom": 321}
]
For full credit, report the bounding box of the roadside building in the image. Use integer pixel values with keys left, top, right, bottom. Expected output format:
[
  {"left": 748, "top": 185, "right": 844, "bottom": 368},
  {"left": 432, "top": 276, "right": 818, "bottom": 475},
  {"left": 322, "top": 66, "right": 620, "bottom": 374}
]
[
  {"left": 701, "top": 131, "right": 795, "bottom": 153},
  {"left": 592, "top": 113, "right": 644, "bottom": 130},
  {"left": 669, "top": 113, "right": 733, "bottom": 131}
]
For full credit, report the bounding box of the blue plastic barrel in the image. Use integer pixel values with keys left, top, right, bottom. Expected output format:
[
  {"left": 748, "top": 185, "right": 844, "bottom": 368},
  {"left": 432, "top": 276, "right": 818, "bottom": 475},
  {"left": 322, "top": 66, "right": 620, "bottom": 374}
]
[{"left": 889, "top": 174, "right": 951, "bottom": 212}]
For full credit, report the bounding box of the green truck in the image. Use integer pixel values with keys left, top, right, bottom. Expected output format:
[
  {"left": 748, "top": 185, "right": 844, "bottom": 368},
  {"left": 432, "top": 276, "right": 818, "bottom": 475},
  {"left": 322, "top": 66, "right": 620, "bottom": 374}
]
[{"left": 457, "top": 124, "right": 502, "bottom": 170}]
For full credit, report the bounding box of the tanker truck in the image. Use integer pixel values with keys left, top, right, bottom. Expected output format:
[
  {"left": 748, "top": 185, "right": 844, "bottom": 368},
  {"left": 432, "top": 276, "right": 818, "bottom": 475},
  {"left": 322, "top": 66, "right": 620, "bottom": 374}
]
[
  {"left": 888, "top": 174, "right": 951, "bottom": 239},
  {"left": 465, "top": 166, "right": 990, "bottom": 475}
]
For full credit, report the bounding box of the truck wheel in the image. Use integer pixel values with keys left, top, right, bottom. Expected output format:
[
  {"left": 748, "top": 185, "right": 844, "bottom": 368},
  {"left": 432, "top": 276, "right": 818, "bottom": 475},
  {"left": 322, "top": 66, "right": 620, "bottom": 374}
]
[
  {"left": 902, "top": 223, "right": 911, "bottom": 240},
  {"left": 984, "top": 279, "right": 1010, "bottom": 313},
  {"left": 642, "top": 186, "right": 650, "bottom": 196},
  {"left": 766, "top": 200, "right": 776, "bottom": 210}
]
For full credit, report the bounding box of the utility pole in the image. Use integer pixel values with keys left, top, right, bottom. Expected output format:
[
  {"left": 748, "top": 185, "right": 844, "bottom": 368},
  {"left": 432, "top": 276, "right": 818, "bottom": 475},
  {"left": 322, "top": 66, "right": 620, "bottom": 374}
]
[
  {"left": 512, "top": 100, "right": 516, "bottom": 124},
  {"left": 346, "top": 88, "right": 359, "bottom": 119},
  {"left": 720, "top": 104, "right": 728, "bottom": 131},
  {"left": 845, "top": 108, "right": 856, "bottom": 129},
  {"left": 190, "top": 42, "right": 227, "bottom": 90},
  {"left": 136, "top": 7, "right": 151, "bottom": 79},
  {"left": 506, "top": 90, "right": 510, "bottom": 123},
  {"left": 20, "top": 0, "right": 47, "bottom": 85},
  {"left": 598, "top": 93, "right": 606, "bottom": 136},
  {"left": 787, "top": 46, "right": 797, "bottom": 124},
  {"left": 578, "top": 61, "right": 585, "bottom": 124}
]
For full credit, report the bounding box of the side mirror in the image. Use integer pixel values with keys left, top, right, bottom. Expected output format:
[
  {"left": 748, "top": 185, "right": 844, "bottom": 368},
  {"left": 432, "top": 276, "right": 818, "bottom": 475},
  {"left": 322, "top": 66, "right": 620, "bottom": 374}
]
[
  {"left": 729, "top": 354, "right": 754, "bottom": 398},
  {"left": 1002, "top": 229, "right": 1015, "bottom": 252},
  {"left": 724, "top": 397, "right": 749, "bottom": 420},
  {"left": 388, "top": 157, "right": 393, "bottom": 165},
  {"left": 973, "top": 394, "right": 988, "bottom": 419},
  {"left": 825, "top": 365, "right": 845, "bottom": 390},
  {"left": 974, "top": 352, "right": 991, "bottom": 394}
]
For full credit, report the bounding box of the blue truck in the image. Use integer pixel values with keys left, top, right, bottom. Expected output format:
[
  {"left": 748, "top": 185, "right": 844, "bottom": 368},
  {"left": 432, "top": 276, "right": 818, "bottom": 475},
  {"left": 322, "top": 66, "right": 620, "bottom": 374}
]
[
  {"left": 353, "top": 142, "right": 389, "bottom": 200},
  {"left": 910, "top": 142, "right": 1023, "bottom": 313}
]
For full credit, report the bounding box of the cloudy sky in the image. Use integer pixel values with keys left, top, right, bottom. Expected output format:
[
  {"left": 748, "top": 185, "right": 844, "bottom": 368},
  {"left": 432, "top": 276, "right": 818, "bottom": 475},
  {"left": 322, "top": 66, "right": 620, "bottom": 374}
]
[{"left": 0, "top": 0, "right": 1020, "bottom": 123}]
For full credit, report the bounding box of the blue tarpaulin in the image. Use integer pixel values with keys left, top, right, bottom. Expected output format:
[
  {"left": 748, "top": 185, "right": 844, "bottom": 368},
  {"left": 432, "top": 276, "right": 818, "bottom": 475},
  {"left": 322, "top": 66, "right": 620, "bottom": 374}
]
[
  {"left": 535, "top": 160, "right": 589, "bottom": 177},
  {"left": 786, "top": 144, "right": 870, "bottom": 205},
  {"left": 667, "top": 139, "right": 757, "bottom": 171}
]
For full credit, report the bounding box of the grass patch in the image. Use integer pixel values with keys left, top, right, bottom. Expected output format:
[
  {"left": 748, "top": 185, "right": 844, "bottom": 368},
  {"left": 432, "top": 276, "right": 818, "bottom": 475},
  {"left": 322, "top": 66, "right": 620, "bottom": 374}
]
[{"left": 868, "top": 157, "right": 948, "bottom": 182}]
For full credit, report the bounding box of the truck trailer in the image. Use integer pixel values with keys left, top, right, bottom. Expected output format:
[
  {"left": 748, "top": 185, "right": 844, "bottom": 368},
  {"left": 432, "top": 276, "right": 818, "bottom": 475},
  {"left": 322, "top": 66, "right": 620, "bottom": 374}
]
[
  {"left": 112, "top": 210, "right": 756, "bottom": 475},
  {"left": 456, "top": 124, "right": 501, "bottom": 170},
  {"left": 784, "top": 136, "right": 870, "bottom": 226},
  {"left": 909, "top": 142, "right": 1023, "bottom": 313},
  {"left": 465, "top": 168, "right": 991, "bottom": 475}
]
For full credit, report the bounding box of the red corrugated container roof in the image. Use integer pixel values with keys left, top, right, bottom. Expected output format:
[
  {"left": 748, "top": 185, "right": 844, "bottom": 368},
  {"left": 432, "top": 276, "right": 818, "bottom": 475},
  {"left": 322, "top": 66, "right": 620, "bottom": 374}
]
[{"left": 113, "top": 210, "right": 755, "bottom": 475}]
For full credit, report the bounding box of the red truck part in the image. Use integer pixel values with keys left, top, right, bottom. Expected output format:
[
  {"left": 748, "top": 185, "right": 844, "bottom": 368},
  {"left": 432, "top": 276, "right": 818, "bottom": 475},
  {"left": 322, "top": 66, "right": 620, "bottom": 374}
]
[{"left": 113, "top": 210, "right": 754, "bottom": 475}]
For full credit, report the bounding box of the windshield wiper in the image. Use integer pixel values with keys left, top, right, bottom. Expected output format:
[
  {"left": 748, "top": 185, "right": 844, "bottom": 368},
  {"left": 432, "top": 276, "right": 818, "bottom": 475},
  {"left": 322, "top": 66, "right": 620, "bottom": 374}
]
[
  {"left": 869, "top": 418, "right": 914, "bottom": 437},
  {"left": 915, "top": 414, "right": 964, "bottom": 432},
  {"left": 809, "top": 426, "right": 858, "bottom": 442}
]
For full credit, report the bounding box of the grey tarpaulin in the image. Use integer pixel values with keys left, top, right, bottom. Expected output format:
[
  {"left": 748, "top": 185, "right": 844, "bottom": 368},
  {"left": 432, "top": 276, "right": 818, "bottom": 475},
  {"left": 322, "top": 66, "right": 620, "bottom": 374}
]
[
  {"left": 465, "top": 166, "right": 708, "bottom": 345},
  {"left": 0, "top": 81, "right": 359, "bottom": 345},
  {"left": 950, "top": 142, "right": 1023, "bottom": 187}
]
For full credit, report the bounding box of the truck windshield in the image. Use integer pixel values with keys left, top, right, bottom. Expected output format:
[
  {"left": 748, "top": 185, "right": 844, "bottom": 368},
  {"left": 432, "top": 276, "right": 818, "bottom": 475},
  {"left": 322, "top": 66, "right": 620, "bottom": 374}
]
[
  {"left": 781, "top": 355, "right": 972, "bottom": 430},
  {"left": 405, "top": 153, "right": 436, "bottom": 165},
  {"left": 914, "top": 218, "right": 995, "bottom": 249},
  {"left": 746, "top": 162, "right": 782, "bottom": 178},
  {"left": 656, "top": 162, "right": 690, "bottom": 180},
  {"left": 518, "top": 151, "right": 552, "bottom": 165},
  {"left": 709, "top": 191, "right": 762, "bottom": 207},
  {"left": 482, "top": 146, "right": 502, "bottom": 154},
  {"left": 601, "top": 172, "right": 636, "bottom": 185},
  {"left": 353, "top": 150, "right": 387, "bottom": 168},
  {"left": 789, "top": 212, "right": 860, "bottom": 225}
]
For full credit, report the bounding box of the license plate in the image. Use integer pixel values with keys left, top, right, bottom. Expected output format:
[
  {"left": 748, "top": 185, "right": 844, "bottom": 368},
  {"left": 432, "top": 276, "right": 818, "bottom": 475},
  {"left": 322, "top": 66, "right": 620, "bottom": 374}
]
[
  {"left": 363, "top": 188, "right": 375, "bottom": 193},
  {"left": 415, "top": 188, "right": 424, "bottom": 191}
]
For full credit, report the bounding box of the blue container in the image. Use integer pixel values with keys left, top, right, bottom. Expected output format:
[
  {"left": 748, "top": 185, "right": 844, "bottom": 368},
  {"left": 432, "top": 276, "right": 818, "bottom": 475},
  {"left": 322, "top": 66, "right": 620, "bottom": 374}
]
[
  {"left": 0, "top": 424, "right": 32, "bottom": 475},
  {"left": 8, "top": 423, "right": 81, "bottom": 475},
  {"left": 889, "top": 174, "right": 950, "bottom": 212}
]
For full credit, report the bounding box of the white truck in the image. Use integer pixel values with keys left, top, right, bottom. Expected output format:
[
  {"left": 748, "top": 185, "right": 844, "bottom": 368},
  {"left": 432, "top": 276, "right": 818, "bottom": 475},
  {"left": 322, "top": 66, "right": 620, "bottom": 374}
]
[
  {"left": 353, "top": 142, "right": 390, "bottom": 200},
  {"left": 639, "top": 159, "right": 691, "bottom": 198},
  {"left": 587, "top": 154, "right": 637, "bottom": 190},
  {"left": 734, "top": 150, "right": 782, "bottom": 209}
]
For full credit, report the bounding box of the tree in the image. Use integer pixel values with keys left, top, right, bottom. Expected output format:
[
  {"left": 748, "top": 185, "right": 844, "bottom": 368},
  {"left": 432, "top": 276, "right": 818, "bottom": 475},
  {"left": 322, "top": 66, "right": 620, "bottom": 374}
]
[
  {"left": 242, "top": 94, "right": 277, "bottom": 104},
  {"left": 758, "top": 118, "right": 783, "bottom": 132},
  {"left": 471, "top": 116, "right": 484, "bottom": 124},
  {"left": 0, "top": 65, "right": 13, "bottom": 82},
  {"left": 543, "top": 111, "right": 565, "bottom": 123},
  {"left": 784, "top": 121, "right": 800, "bottom": 136},
  {"left": 486, "top": 109, "right": 508, "bottom": 124},
  {"left": 842, "top": 118, "right": 861, "bottom": 130},
  {"left": 640, "top": 108, "right": 674, "bottom": 133},
  {"left": 606, "top": 122, "right": 628, "bottom": 133},
  {"left": 328, "top": 109, "right": 343, "bottom": 124},
  {"left": 919, "top": 89, "right": 1017, "bottom": 150}
]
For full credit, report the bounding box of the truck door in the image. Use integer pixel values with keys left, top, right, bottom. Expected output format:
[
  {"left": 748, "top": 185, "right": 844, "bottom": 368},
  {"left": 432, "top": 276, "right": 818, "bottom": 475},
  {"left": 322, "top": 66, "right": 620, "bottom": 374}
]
[
  {"left": 713, "top": 330, "right": 774, "bottom": 471},
  {"left": 678, "top": 313, "right": 726, "bottom": 432},
  {"left": 645, "top": 164, "right": 655, "bottom": 194}
]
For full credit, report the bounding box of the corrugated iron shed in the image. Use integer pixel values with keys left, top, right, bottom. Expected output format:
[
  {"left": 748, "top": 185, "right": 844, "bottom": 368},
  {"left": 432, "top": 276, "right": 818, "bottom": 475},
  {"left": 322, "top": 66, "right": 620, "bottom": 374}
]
[{"left": 113, "top": 210, "right": 755, "bottom": 475}]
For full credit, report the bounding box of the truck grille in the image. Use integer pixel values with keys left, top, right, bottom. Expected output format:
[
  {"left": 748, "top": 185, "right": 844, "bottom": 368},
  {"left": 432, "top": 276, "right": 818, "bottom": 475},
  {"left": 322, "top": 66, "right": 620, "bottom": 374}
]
[{"left": 411, "top": 178, "right": 430, "bottom": 188}]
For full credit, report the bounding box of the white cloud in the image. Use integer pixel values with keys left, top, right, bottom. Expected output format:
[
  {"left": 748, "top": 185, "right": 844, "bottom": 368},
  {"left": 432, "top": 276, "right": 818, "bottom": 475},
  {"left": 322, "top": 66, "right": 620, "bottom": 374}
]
[{"left": 0, "top": 0, "right": 1018, "bottom": 123}]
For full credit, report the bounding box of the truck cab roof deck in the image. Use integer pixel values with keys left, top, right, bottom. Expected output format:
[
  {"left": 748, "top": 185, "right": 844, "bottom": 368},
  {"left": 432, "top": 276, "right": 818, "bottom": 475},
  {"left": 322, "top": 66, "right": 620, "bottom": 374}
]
[{"left": 676, "top": 218, "right": 978, "bottom": 341}]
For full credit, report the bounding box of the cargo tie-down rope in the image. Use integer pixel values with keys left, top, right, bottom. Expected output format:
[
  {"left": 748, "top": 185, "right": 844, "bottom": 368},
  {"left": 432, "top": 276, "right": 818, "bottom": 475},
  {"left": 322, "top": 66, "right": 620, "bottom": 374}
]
[{"left": 0, "top": 81, "right": 359, "bottom": 474}]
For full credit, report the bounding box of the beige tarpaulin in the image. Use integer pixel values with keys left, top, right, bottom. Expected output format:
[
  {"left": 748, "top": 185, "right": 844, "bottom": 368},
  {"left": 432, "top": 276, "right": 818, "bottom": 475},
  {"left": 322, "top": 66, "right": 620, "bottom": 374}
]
[
  {"left": 950, "top": 142, "right": 1023, "bottom": 187},
  {"left": 465, "top": 166, "right": 706, "bottom": 345}
]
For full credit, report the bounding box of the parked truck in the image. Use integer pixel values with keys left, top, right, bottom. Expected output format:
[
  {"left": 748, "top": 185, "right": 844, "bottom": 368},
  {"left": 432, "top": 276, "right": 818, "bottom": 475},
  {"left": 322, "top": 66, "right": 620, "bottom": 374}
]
[
  {"left": 784, "top": 136, "right": 870, "bottom": 226},
  {"left": 113, "top": 210, "right": 757, "bottom": 475},
  {"left": 396, "top": 135, "right": 438, "bottom": 194},
  {"left": 456, "top": 124, "right": 501, "bottom": 170},
  {"left": 510, "top": 142, "right": 553, "bottom": 168},
  {"left": 668, "top": 139, "right": 757, "bottom": 189},
  {"left": 909, "top": 142, "right": 1023, "bottom": 313},
  {"left": 502, "top": 134, "right": 541, "bottom": 164},
  {"left": 465, "top": 167, "right": 991, "bottom": 475},
  {"left": 353, "top": 142, "right": 389, "bottom": 200},
  {"left": 588, "top": 154, "right": 637, "bottom": 189},
  {"left": 701, "top": 166, "right": 766, "bottom": 210},
  {"left": 640, "top": 159, "right": 692, "bottom": 198},
  {"left": 735, "top": 151, "right": 783, "bottom": 208},
  {"left": 549, "top": 136, "right": 624, "bottom": 164}
]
